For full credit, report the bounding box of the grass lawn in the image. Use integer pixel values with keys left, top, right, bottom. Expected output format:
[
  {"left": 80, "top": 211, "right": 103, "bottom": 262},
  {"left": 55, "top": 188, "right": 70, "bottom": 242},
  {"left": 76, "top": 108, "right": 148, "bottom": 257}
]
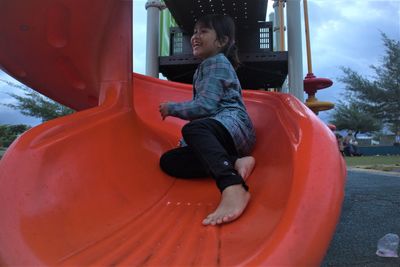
[{"left": 345, "top": 155, "right": 400, "bottom": 172}]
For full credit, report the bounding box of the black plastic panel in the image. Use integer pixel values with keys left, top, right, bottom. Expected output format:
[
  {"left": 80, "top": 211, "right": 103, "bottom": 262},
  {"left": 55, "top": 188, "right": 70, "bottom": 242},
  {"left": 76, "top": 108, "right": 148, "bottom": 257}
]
[
  {"left": 159, "top": 51, "right": 288, "bottom": 89},
  {"left": 164, "top": 0, "right": 268, "bottom": 33},
  {"left": 169, "top": 21, "right": 273, "bottom": 55}
]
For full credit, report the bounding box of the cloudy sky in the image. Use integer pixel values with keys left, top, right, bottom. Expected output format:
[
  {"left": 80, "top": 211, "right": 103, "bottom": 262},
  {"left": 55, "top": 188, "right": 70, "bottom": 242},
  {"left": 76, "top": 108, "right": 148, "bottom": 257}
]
[{"left": 0, "top": 0, "right": 399, "bottom": 126}]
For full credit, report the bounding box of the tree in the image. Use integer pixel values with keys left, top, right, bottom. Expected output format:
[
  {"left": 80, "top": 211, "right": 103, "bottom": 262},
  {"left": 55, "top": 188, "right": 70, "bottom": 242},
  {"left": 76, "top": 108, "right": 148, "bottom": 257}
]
[
  {"left": 336, "top": 33, "right": 400, "bottom": 133},
  {"left": 0, "top": 124, "right": 30, "bottom": 147},
  {"left": 0, "top": 79, "right": 74, "bottom": 122},
  {"left": 330, "top": 101, "right": 381, "bottom": 139}
]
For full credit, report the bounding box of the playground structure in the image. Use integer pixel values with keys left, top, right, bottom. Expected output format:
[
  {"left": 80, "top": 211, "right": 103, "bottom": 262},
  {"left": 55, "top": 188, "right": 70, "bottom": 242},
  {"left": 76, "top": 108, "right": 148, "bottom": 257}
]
[
  {"left": 302, "top": 0, "right": 335, "bottom": 114},
  {"left": 148, "top": 0, "right": 334, "bottom": 113},
  {"left": 0, "top": 0, "right": 346, "bottom": 266},
  {"left": 156, "top": 0, "right": 289, "bottom": 90}
]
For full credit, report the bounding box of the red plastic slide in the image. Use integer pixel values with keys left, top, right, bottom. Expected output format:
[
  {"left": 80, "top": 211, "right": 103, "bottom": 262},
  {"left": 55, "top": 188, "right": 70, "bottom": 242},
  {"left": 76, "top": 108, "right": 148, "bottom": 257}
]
[{"left": 0, "top": 0, "right": 346, "bottom": 266}]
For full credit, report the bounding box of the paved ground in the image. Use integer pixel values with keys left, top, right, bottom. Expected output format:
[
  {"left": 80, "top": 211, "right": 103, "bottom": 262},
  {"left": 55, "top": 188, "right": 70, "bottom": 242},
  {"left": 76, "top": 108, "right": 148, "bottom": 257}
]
[{"left": 322, "top": 169, "right": 400, "bottom": 266}]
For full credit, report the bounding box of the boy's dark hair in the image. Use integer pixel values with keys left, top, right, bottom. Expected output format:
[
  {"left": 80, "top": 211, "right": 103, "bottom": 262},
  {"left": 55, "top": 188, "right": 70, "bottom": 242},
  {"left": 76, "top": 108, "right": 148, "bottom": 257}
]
[{"left": 195, "top": 14, "right": 240, "bottom": 69}]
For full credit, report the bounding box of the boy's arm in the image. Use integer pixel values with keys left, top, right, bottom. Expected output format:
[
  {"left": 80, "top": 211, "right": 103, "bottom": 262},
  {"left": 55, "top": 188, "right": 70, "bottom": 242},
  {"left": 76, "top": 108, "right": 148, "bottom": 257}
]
[{"left": 166, "top": 60, "right": 231, "bottom": 120}]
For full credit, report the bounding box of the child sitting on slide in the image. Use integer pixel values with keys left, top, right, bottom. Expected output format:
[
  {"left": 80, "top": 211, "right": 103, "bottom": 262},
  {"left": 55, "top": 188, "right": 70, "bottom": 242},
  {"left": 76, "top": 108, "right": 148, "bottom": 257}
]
[{"left": 159, "top": 14, "right": 256, "bottom": 226}]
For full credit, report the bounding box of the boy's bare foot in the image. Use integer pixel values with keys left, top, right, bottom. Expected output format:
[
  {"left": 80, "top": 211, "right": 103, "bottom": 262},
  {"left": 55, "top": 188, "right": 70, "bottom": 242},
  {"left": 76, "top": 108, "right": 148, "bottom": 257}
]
[
  {"left": 234, "top": 156, "right": 255, "bottom": 181},
  {"left": 202, "top": 184, "right": 250, "bottom": 226}
]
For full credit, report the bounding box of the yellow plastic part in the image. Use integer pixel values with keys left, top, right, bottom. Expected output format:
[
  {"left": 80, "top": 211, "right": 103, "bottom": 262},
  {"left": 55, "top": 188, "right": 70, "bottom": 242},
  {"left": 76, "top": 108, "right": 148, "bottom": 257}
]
[{"left": 306, "top": 96, "right": 335, "bottom": 114}]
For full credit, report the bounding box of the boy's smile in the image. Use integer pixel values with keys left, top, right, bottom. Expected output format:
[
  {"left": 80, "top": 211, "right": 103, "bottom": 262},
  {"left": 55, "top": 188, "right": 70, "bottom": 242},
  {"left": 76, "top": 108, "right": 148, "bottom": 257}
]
[{"left": 191, "top": 26, "right": 223, "bottom": 59}]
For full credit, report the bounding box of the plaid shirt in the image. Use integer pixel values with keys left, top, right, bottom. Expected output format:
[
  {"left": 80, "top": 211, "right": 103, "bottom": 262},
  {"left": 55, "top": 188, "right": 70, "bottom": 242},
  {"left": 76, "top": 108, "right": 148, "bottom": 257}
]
[{"left": 167, "top": 53, "right": 256, "bottom": 156}]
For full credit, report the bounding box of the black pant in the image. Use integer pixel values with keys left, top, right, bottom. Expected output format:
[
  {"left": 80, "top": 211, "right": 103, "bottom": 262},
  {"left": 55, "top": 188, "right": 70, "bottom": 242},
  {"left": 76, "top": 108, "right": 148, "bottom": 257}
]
[{"left": 160, "top": 118, "right": 248, "bottom": 192}]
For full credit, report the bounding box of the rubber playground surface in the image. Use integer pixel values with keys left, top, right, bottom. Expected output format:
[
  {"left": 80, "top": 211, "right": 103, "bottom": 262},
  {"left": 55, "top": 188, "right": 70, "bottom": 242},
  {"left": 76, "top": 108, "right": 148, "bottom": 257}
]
[{"left": 323, "top": 169, "right": 400, "bottom": 266}]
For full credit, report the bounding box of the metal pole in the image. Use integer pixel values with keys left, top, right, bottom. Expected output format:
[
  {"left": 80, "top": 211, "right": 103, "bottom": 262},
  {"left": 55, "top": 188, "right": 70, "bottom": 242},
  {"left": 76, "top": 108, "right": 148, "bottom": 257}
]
[
  {"left": 145, "top": 0, "right": 166, "bottom": 78},
  {"left": 268, "top": 10, "right": 276, "bottom": 50},
  {"left": 286, "top": 0, "right": 304, "bottom": 101},
  {"left": 278, "top": 0, "right": 285, "bottom": 51},
  {"left": 272, "top": 0, "right": 281, "bottom": 51},
  {"left": 303, "top": 0, "right": 313, "bottom": 74}
]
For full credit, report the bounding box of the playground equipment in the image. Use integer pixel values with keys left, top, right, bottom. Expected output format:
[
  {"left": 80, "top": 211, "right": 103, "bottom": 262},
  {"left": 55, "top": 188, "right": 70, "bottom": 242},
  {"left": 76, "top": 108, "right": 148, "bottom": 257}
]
[
  {"left": 158, "top": 0, "right": 288, "bottom": 89},
  {"left": 302, "top": 0, "right": 335, "bottom": 114},
  {"left": 0, "top": 0, "right": 345, "bottom": 266}
]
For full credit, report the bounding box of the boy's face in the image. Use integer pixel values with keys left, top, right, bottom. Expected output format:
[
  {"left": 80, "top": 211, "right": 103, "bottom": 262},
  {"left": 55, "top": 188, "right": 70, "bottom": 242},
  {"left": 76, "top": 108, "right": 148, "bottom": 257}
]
[{"left": 191, "top": 26, "right": 223, "bottom": 59}]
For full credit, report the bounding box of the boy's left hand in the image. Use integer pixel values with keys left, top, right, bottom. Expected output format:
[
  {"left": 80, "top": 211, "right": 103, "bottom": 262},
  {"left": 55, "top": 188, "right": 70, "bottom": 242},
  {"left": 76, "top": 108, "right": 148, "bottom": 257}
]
[{"left": 159, "top": 102, "right": 170, "bottom": 120}]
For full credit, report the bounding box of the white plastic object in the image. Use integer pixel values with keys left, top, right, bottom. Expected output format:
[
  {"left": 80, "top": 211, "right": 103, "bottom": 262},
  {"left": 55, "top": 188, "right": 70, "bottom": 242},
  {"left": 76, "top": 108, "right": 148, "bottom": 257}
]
[{"left": 376, "top": 233, "right": 399, "bottom": 258}]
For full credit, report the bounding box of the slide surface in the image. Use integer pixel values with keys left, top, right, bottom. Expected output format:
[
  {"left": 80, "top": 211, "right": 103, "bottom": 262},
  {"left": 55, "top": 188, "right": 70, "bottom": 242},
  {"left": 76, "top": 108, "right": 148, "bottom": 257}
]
[{"left": 0, "top": 0, "right": 346, "bottom": 266}]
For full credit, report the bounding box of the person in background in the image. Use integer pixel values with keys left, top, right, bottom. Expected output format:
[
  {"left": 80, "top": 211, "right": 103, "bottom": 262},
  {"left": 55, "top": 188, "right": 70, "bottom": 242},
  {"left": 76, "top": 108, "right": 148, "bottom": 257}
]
[
  {"left": 343, "top": 130, "right": 361, "bottom": 156},
  {"left": 335, "top": 133, "right": 344, "bottom": 156},
  {"left": 394, "top": 131, "right": 400, "bottom": 146}
]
